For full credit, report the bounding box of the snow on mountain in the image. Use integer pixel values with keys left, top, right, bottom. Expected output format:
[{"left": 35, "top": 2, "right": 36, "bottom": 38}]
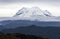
[
  {"left": 0, "top": 7, "right": 59, "bottom": 21},
  {"left": 14, "top": 7, "right": 29, "bottom": 17},
  {"left": 14, "top": 7, "right": 52, "bottom": 17},
  {"left": 13, "top": 7, "right": 58, "bottom": 21},
  {"left": 43, "top": 10, "right": 52, "bottom": 16}
]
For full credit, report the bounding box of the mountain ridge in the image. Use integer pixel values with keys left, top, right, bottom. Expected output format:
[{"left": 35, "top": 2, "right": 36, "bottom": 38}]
[{"left": 14, "top": 7, "right": 52, "bottom": 17}]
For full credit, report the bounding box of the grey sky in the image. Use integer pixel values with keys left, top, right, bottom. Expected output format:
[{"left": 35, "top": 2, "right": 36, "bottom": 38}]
[
  {"left": 0, "top": 0, "right": 60, "bottom": 2},
  {"left": 0, "top": 0, "right": 60, "bottom": 6},
  {"left": 0, "top": 0, "right": 60, "bottom": 17}
]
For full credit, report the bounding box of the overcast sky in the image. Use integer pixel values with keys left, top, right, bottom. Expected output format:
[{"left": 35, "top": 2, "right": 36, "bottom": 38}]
[
  {"left": 0, "top": 0, "right": 60, "bottom": 17},
  {"left": 0, "top": 0, "right": 59, "bottom": 2}
]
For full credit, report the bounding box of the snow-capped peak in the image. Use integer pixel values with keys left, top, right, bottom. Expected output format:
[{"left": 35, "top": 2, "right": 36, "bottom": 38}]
[
  {"left": 14, "top": 7, "right": 29, "bottom": 17},
  {"left": 29, "top": 7, "right": 44, "bottom": 16},
  {"left": 14, "top": 7, "right": 52, "bottom": 17},
  {"left": 43, "top": 10, "right": 52, "bottom": 16}
]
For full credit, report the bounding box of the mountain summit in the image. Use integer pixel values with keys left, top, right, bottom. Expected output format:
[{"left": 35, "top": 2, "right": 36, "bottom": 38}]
[
  {"left": 12, "top": 7, "right": 58, "bottom": 21},
  {"left": 14, "top": 7, "right": 52, "bottom": 17}
]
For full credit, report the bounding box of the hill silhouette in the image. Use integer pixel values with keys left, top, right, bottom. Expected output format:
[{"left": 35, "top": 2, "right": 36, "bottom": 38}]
[{"left": 1, "top": 25, "right": 60, "bottom": 39}]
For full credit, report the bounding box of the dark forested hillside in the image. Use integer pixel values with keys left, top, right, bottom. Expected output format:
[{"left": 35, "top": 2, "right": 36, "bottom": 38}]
[{"left": 1, "top": 25, "right": 60, "bottom": 39}]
